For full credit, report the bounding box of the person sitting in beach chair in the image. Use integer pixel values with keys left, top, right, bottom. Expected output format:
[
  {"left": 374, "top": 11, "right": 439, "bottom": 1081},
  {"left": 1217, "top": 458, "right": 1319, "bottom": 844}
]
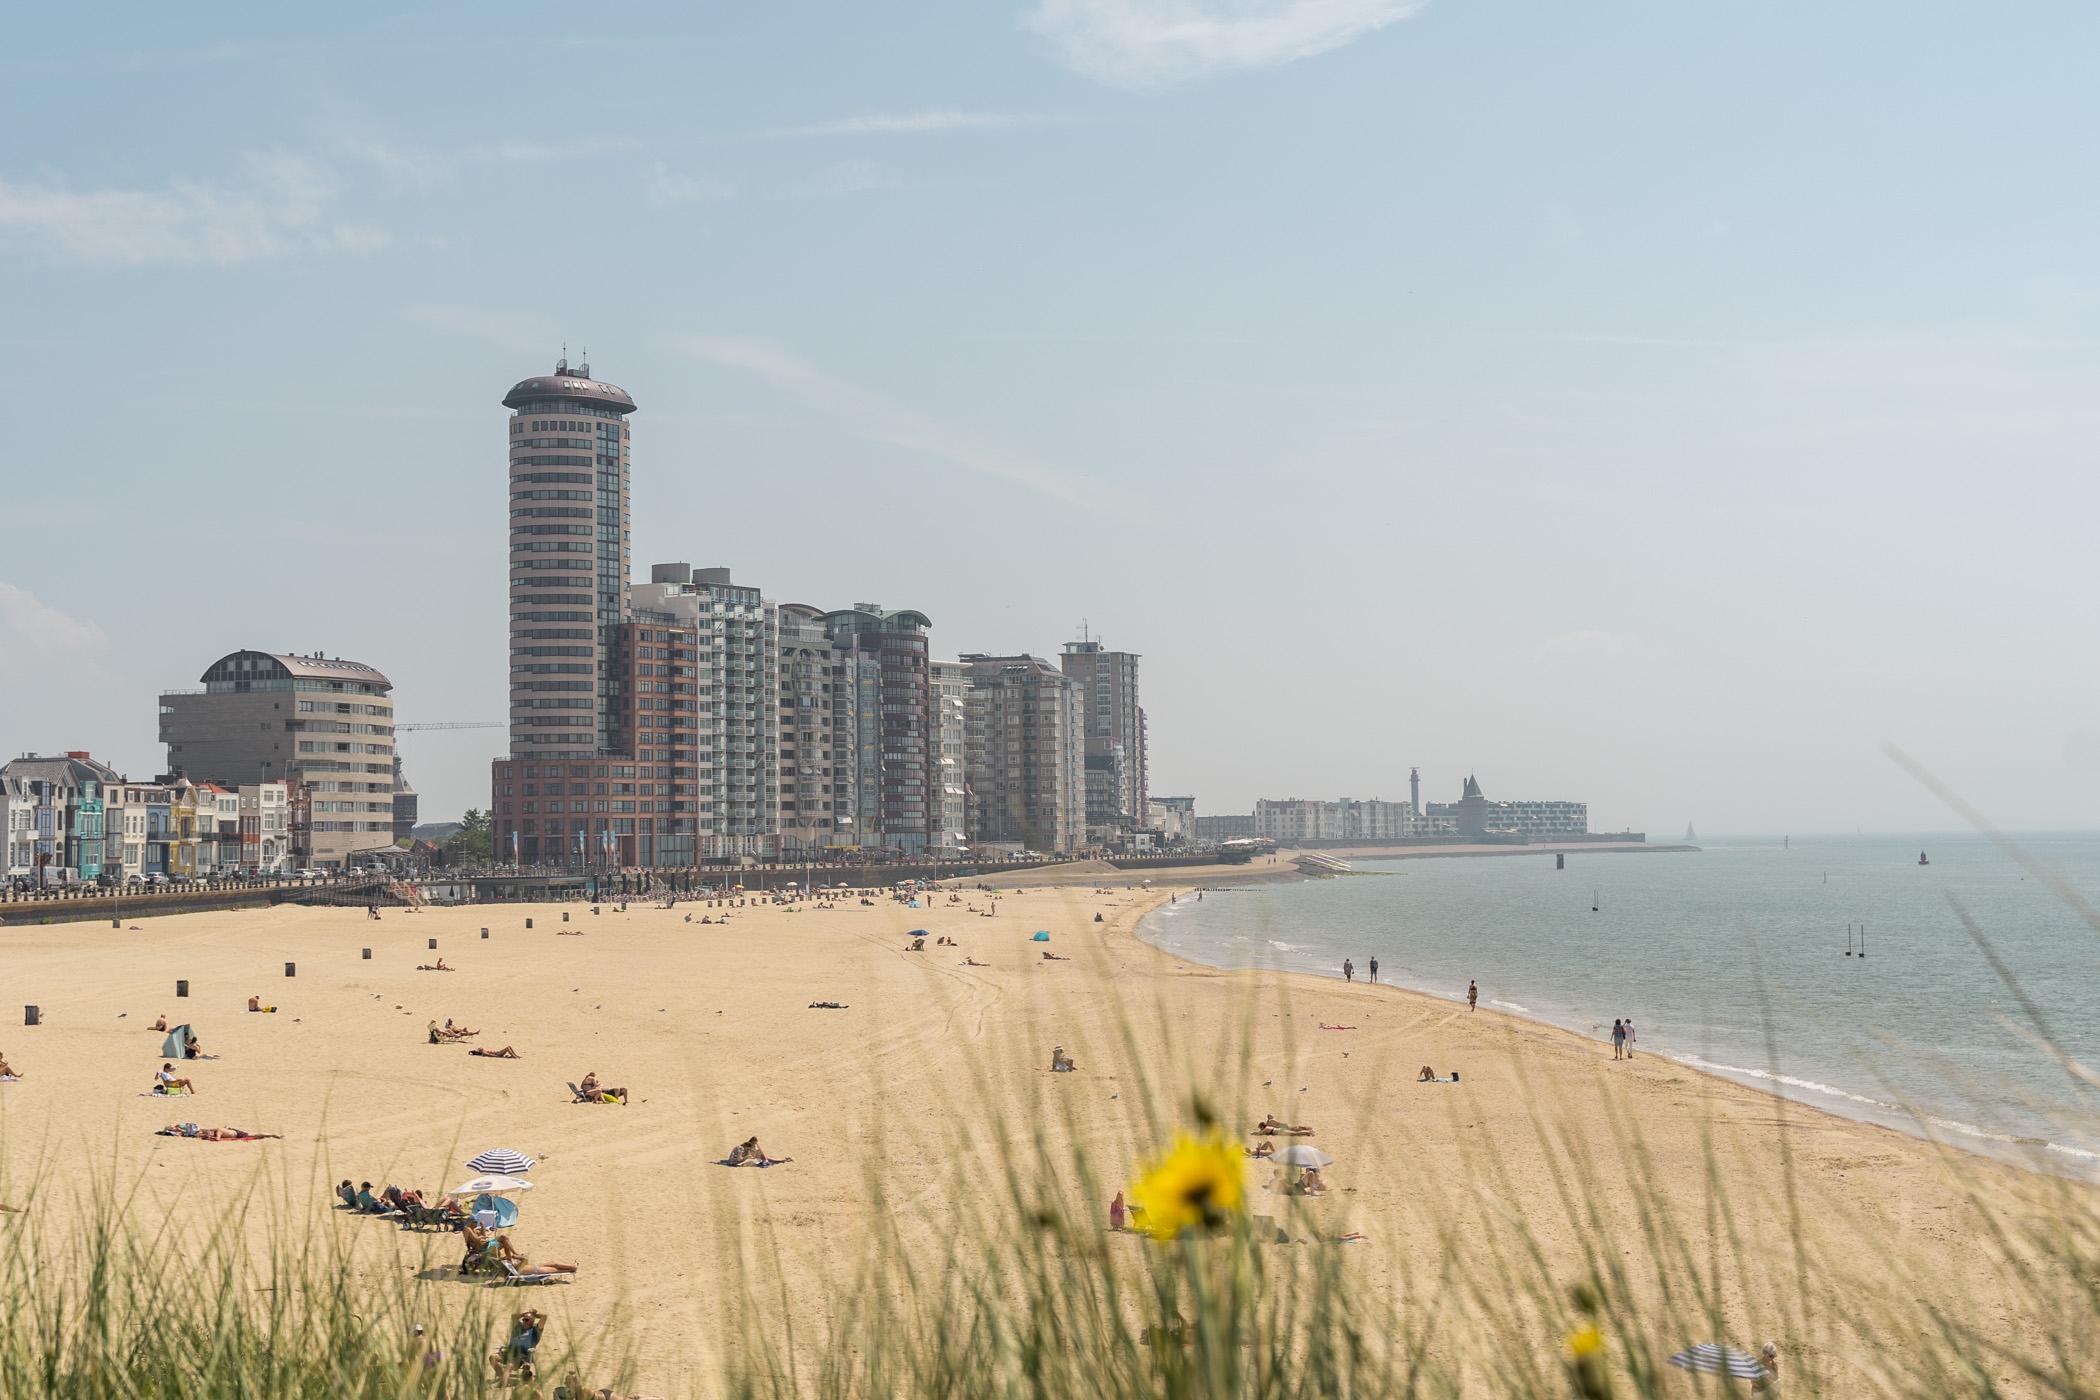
[
  {"left": 0, "top": 1051, "right": 20, "bottom": 1081},
  {"left": 1049, "top": 1046, "right": 1078, "bottom": 1073},
  {"left": 1254, "top": 1115, "right": 1314, "bottom": 1136},
  {"left": 908, "top": 937, "right": 925, "bottom": 951},
  {"left": 493, "top": 1308, "right": 546, "bottom": 1382},
  {"left": 495, "top": 1235, "right": 579, "bottom": 1279},
  {"left": 1246, "top": 1141, "right": 1276, "bottom": 1159},
  {"left": 470, "top": 1045, "right": 522, "bottom": 1058},
  {"left": 416, "top": 957, "right": 453, "bottom": 972},
  {"left": 573, "top": 1073, "right": 626, "bottom": 1105},
  {"left": 725, "top": 1136, "right": 791, "bottom": 1167},
  {"left": 355, "top": 1181, "right": 391, "bottom": 1214},
  {"left": 443, "top": 1018, "right": 478, "bottom": 1038},
  {"left": 337, "top": 1179, "right": 359, "bottom": 1210},
  {"left": 154, "top": 1063, "right": 196, "bottom": 1095}
]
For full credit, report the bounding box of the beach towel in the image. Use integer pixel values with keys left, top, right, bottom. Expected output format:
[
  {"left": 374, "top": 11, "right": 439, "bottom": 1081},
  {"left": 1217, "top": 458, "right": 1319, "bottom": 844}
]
[{"left": 716, "top": 1158, "right": 786, "bottom": 1168}]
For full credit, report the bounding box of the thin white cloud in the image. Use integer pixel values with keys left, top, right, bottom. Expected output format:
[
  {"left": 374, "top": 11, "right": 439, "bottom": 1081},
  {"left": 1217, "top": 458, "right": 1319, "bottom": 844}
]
[
  {"left": 663, "top": 333, "right": 1140, "bottom": 516},
  {"left": 759, "top": 109, "right": 1078, "bottom": 139},
  {"left": 805, "top": 160, "right": 903, "bottom": 197},
  {"left": 339, "top": 136, "right": 452, "bottom": 191},
  {"left": 1022, "top": 0, "right": 1424, "bottom": 89},
  {"left": 462, "top": 136, "right": 641, "bottom": 163},
  {"left": 644, "top": 164, "right": 735, "bottom": 208},
  {"left": 0, "top": 583, "right": 108, "bottom": 659},
  {"left": 0, "top": 152, "right": 389, "bottom": 266}
]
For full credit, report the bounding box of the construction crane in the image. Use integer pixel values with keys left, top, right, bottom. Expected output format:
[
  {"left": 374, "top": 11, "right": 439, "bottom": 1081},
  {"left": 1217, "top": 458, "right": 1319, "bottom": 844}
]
[{"left": 395, "top": 721, "right": 504, "bottom": 732}]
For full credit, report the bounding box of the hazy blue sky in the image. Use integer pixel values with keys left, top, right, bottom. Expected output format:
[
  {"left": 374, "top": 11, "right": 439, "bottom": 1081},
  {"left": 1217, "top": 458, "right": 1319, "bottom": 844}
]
[{"left": 4, "top": 1, "right": 2097, "bottom": 835}]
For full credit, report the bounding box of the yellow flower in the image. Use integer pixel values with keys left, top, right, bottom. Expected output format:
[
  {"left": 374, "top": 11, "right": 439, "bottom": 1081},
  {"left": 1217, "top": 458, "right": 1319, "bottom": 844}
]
[
  {"left": 1128, "top": 1132, "right": 1246, "bottom": 1241},
  {"left": 1565, "top": 1325, "right": 1612, "bottom": 1399}
]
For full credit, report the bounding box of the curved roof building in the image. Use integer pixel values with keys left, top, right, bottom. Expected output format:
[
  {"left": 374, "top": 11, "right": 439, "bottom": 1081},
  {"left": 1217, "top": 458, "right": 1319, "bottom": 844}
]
[{"left": 503, "top": 357, "right": 635, "bottom": 759}]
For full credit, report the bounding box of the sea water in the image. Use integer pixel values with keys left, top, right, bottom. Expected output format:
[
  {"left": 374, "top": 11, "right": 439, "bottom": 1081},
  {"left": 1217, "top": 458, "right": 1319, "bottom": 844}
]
[{"left": 1138, "top": 834, "right": 2100, "bottom": 1175}]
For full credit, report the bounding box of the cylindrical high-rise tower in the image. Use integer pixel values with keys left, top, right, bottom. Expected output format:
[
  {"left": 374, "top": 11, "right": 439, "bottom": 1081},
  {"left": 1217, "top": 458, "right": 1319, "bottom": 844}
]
[{"left": 502, "top": 357, "right": 636, "bottom": 759}]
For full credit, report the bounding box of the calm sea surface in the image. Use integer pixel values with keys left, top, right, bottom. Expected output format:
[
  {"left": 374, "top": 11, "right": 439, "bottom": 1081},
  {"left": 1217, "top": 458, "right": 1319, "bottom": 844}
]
[{"left": 1138, "top": 834, "right": 2100, "bottom": 1174}]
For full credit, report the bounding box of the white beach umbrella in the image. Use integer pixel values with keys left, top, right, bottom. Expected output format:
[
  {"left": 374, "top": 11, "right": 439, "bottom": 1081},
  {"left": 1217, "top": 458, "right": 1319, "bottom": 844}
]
[
  {"left": 451, "top": 1174, "right": 534, "bottom": 1196},
  {"left": 464, "top": 1148, "right": 536, "bottom": 1175},
  {"left": 1271, "top": 1145, "right": 1332, "bottom": 1170},
  {"left": 1667, "top": 1344, "right": 1768, "bottom": 1380}
]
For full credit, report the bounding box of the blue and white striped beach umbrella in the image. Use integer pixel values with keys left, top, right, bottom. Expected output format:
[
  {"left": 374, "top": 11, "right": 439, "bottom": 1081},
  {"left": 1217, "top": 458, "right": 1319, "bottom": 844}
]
[
  {"left": 464, "top": 1148, "right": 536, "bottom": 1176},
  {"left": 1667, "top": 1344, "right": 1767, "bottom": 1380}
]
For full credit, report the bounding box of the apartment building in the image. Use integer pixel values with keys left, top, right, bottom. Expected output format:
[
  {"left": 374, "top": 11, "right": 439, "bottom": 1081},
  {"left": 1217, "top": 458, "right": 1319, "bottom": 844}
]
[
  {"left": 929, "top": 659, "right": 971, "bottom": 855},
  {"left": 960, "top": 653, "right": 1085, "bottom": 855},
  {"left": 158, "top": 650, "right": 397, "bottom": 868},
  {"left": 1060, "top": 639, "right": 1146, "bottom": 841},
  {"left": 625, "top": 564, "right": 779, "bottom": 855}
]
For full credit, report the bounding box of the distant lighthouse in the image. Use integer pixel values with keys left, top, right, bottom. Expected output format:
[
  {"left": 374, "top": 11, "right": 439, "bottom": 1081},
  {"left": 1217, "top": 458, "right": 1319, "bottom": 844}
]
[{"left": 1409, "top": 766, "right": 1421, "bottom": 815}]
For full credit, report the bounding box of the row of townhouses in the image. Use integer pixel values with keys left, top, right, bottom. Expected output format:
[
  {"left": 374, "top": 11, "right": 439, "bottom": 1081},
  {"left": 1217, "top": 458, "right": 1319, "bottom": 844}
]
[{"left": 1, "top": 752, "right": 293, "bottom": 886}]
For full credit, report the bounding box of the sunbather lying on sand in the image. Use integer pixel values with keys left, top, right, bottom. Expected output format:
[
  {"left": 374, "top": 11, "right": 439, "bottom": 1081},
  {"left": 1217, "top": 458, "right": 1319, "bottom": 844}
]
[
  {"left": 157, "top": 1123, "right": 278, "bottom": 1141},
  {"left": 0, "top": 1053, "right": 20, "bottom": 1080},
  {"left": 807, "top": 1001, "right": 848, "bottom": 1009},
  {"left": 471, "top": 1045, "right": 521, "bottom": 1058},
  {"left": 1254, "top": 1115, "right": 1314, "bottom": 1136},
  {"left": 416, "top": 958, "right": 453, "bottom": 972},
  {"left": 962, "top": 957, "right": 987, "bottom": 967},
  {"left": 1041, "top": 950, "right": 1068, "bottom": 960},
  {"left": 1246, "top": 1141, "right": 1276, "bottom": 1159},
  {"left": 725, "top": 1136, "right": 791, "bottom": 1167}
]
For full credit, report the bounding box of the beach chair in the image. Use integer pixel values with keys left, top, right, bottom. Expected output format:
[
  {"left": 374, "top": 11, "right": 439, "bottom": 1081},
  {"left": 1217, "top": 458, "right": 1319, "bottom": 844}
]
[
  {"left": 462, "top": 1237, "right": 502, "bottom": 1276},
  {"left": 494, "top": 1259, "right": 573, "bottom": 1287}
]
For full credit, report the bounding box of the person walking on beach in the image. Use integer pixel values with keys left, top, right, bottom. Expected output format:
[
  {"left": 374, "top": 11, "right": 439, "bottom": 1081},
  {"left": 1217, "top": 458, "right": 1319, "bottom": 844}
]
[
  {"left": 1368, "top": 956, "right": 1378, "bottom": 984},
  {"left": 1467, "top": 980, "right": 1478, "bottom": 1012},
  {"left": 1610, "top": 1019, "right": 1626, "bottom": 1060},
  {"left": 1342, "top": 958, "right": 1354, "bottom": 983},
  {"left": 1623, "top": 1019, "right": 1636, "bottom": 1059}
]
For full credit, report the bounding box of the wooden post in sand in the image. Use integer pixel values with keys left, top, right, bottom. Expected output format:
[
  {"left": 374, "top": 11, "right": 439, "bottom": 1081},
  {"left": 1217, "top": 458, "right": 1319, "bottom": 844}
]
[
  {"left": 176, "top": 979, "right": 188, "bottom": 998},
  {"left": 428, "top": 938, "right": 437, "bottom": 950},
  {"left": 285, "top": 962, "right": 295, "bottom": 977},
  {"left": 562, "top": 911, "right": 570, "bottom": 923},
  {"left": 525, "top": 918, "right": 534, "bottom": 928},
  {"left": 362, "top": 948, "right": 371, "bottom": 959},
  {"left": 481, "top": 928, "right": 489, "bottom": 939},
  {"left": 24, "top": 1006, "right": 39, "bottom": 1026}
]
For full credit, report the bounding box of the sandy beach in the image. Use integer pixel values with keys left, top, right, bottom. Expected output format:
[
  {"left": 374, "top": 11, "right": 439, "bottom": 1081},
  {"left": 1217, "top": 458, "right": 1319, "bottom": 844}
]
[{"left": 0, "top": 872, "right": 2087, "bottom": 1394}]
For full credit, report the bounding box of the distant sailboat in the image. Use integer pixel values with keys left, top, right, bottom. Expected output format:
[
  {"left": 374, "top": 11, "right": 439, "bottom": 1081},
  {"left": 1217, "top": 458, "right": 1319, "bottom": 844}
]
[
  {"left": 1684, "top": 822, "right": 1698, "bottom": 842},
  {"left": 1918, "top": 851, "right": 1930, "bottom": 866}
]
